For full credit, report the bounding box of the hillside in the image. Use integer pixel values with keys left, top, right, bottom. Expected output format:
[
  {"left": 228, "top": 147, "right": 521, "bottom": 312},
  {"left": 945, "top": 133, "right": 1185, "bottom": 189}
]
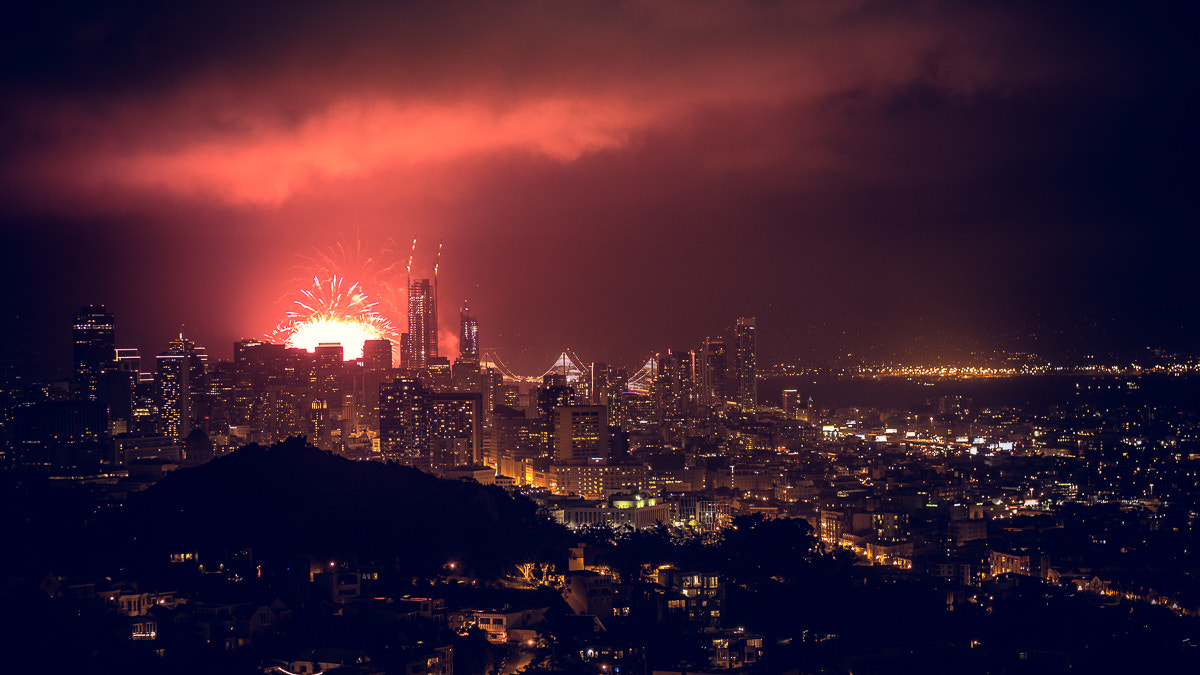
[{"left": 118, "top": 438, "right": 561, "bottom": 578}]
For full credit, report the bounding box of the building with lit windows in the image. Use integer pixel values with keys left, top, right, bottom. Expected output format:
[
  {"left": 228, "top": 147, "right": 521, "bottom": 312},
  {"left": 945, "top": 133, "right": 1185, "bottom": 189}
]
[
  {"left": 403, "top": 279, "right": 438, "bottom": 370},
  {"left": 73, "top": 304, "right": 116, "bottom": 401},
  {"left": 360, "top": 339, "right": 393, "bottom": 431},
  {"left": 553, "top": 493, "right": 669, "bottom": 529},
  {"left": 657, "top": 568, "right": 726, "bottom": 628},
  {"left": 155, "top": 334, "right": 207, "bottom": 441},
  {"left": 553, "top": 405, "right": 609, "bottom": 463},
  {"left": 379, "top": 376, "right": 429, "bottom": 463},
  {"left": 990, "top": 549, "right": 1049, "bottom": 579},
  {"left": 428, "top": 392, "right": 483, "bottom": 466},
  {"left": 553, "top": 462, "right": 647, "bottom": 499},
  {"left": 379, "top": 376, "right": 482, "bottom": 468},
  {"left": 458, "top": 304, "right": 478, "bottom": 362},
  {"left": 697, "top": 337, "right": 727, "bottom": 406},
  {"left": 656, "top": 350, "right": 694, "bottom": 447},
  {"left": 733, "top": 317, "right": 756, "bottom": 411}
]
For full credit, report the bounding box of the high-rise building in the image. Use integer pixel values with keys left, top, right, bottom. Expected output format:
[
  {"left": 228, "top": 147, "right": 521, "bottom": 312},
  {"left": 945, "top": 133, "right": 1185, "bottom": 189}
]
[
  {"left": 782, "top": 389, "right": 800, "bottom": 415},
  {"left": 656, "top": 350, "right": 694, "bottom": 446},
  {"left": 697, "top": 337, "right": 727, "bottom": 406},
  {"left": 362, "top": 339, "right": 393, "bottom": 371},
  {"left": 553, "top": 405, "right": 610, "bottom": 464},
  {"left": 379, "top": 376, "right": 429, "bottom": 463},
  {"left": 379, "top": 374, "right": 482, "bottom": 468},
  {"left": 428, "top": 392, "right": 483, "bottom": 466},
  {"left": 588, "top": 362, "right": 628, "bottom": 423},
  {"left": 733, "top": 317, "right": 757, "bottom": 411},
  {"left": 360, "top": 339, "right": 393, "bottom": 432},
  {"left": 115, "top": 348, "right": 141, "bottom": 376},
  {"left": 100, "top": 347, "right": 142, "bottom": 431},
  {"left": 73, "top": 305, "right": 115, "bottom": 401},
  {"left": 156, "top": 334, "right": 207, "bottom": 441},
  {"left": 313, "top": 342, "right": 346, "bottom": 406},
  {"left": 403, "top": 278, "right": 438, "bottom": 370},
  {"left": 459, "top": 303, "right": 478, "bottom": 363}
]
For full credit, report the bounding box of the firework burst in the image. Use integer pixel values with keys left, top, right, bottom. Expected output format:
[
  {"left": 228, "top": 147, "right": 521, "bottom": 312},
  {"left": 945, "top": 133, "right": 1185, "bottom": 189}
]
[
  {"left": 270, "top": 275, "right": 397, "bottom": 360},
  {"left": 291, "top": 236, "right": 408, "bottom": 321}
]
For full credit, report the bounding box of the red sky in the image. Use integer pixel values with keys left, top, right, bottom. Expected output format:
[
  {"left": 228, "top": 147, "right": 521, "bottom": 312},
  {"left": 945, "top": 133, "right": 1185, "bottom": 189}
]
[{"left": 1, "top": 0, "right": 1194, "bottom": 375}]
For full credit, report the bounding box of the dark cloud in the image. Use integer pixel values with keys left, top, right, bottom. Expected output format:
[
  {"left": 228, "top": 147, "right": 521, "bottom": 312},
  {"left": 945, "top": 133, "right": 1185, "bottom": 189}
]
[{"left": 1, "top": 0, "right": 1193, "bottom": 375}]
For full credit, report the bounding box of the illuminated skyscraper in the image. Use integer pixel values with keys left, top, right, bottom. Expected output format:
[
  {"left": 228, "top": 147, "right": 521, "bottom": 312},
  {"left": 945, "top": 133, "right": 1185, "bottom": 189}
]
[
  {"left": 459, "top": 303, "right": 478, "bottom": 363},
  {"left": 73, "top": 305, "right": 115, "bottom": 401},
  {"left": 656, "top": 350, "right": 694, "bottom": 446},
  {"left": 733, "top": 317, "right": 757, "bottom": 411},
  {"left": 379, "top": 375, "right": 428, "bottom": 462},
  {"left": 156, "top": 334, "right": 207, "bottom": 441},
  {"left": 403, "top": 278, "right": 438, "bottom": 370},
  {"left": 429, "top": 392, "right": 483, "bottom": 466}
]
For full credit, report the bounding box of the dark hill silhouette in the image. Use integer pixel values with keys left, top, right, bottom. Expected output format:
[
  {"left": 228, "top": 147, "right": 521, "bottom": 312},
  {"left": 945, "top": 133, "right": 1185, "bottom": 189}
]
[{"left": 119, "top": 438, "right": 561, "bottom": 578}]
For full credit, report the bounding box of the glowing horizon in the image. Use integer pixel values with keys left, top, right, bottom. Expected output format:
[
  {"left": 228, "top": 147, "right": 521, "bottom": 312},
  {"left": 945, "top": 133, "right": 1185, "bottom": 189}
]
[
  {"left": 272, "top": 274, "right": 399, "bottom": 361},
  {"left": 283, "top": 316, "right": 383, "bottom": 360}
]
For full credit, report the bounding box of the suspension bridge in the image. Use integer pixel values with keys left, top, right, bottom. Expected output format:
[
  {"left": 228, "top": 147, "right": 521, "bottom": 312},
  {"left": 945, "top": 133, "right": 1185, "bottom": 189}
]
[{"left": 479, "top": 348, "right": 657, "bottom": 393}]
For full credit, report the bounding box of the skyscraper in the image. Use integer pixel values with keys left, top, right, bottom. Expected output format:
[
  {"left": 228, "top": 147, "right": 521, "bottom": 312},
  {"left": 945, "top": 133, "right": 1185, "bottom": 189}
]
[
  {"left": 459, "top": 303, "right": 479, "bottom": 362},
  {"left": 733, "top": 317, "right": 757, "bottom": 411},
  {"left": 379, "top": 375, "right": 429, "bottom": 462},
  {"left": 73, "top": 305, "right": 115, "bottom": 401},
  {"left": 403, "top": 278, "right": 438, "bottom": 370},
  {"left": 156, "top": 334, "right": 207, "bottom": 441},
  {"left": 361, "top": 339, "right": 393, "bottom": 432},
  {"left": 362, "top": 339, "right": 393, "bottom": 371},
  {"left": 697, "top": 337, "right": 727, "bottom": 406},
  {"left": 656, "top": 350, "right": 694, "bottom": 446}
]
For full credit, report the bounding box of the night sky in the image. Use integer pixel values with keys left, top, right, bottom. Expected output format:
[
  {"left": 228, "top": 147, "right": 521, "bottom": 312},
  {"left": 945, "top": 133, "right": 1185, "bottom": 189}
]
[{"left": 1, "top": 0, "right": 1194, "bottom": 376}]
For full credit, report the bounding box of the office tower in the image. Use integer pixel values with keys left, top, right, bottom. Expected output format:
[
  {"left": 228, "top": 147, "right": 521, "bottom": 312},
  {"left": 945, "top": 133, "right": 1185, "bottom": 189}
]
[
  {"left": 459, "top": 303, "right": 478, "bottom": 362},
  {"left": 492, "top": 404, "right": 538, "bottom": 461},
  {"left": 129, "top": 379, "right": 160, "bottom": 434},
  {"left": 362, "top": 339, "right": 393, "bottom": 371},
  {"left": 620, "top": 390, "right": 656, "bottom": 434},
  {"left": 656, "top": 350, "right": 694, "bottom": 446},
  {"left": 553, "top": 405, "right": 610, "bottom": 464},
  {"left": 234, "top": 339, "right": 288, "bottom": 387},
  {"left": 733, "top": 317, "right": 757, "bottom": 411},
  {"left": 379, "top": 376, "right": 429, "bottom": 463},
  {"left": 403, "top": 278, "right": 438, "bottom": 370},
  {"left": 428, "top": 392, "right": 483, "bottom": 466},
  {"left": 589, "top": 362, "right": 628, "bottom": 424},
  {"left": 360, "top": 339, "right": 393, "bottom": 432},
  {"left": 697, "top": 337, "right": 727, "bottom": 406},
  {"left": 114, "top": 348, "right": 140, "bottom": 376},
  {"left": 73, "top": 305, "right": 116, "bottom": 401},
  {"left": 98, "top": 347, "right": 142, "bottom": 432},
  {"left": 378, "top": 372, "right": 482, "bottom": 468},
  {"left": 782, "top": 389, "right": 800, "bottom": 415},
  {"left": 203, "top": 360, "right": 236, "bottom": 437},
  {"left": 313, "top": 342, "right": 345, "bottom": 403},
  {"left": 537, "top": 379, "right": 576, "bottom": 419},
  {"left": 156, "top": 334, "right": 207, "bottom": 441},
  {"left": 99, "top": 369, "right": 135, "bottom": 431},
  {"left": 424, "top": 356, "right": 453, "bottom": 392}
]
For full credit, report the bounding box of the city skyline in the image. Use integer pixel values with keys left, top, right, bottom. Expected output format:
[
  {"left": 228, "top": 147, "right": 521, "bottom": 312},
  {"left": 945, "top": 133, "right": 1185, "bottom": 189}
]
[
  {"left": 3, "top": 6, "right": 1197, "bottom": 670},
  {"left": 1, "top": 0, "right": 1194, "bottom": 378}
]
